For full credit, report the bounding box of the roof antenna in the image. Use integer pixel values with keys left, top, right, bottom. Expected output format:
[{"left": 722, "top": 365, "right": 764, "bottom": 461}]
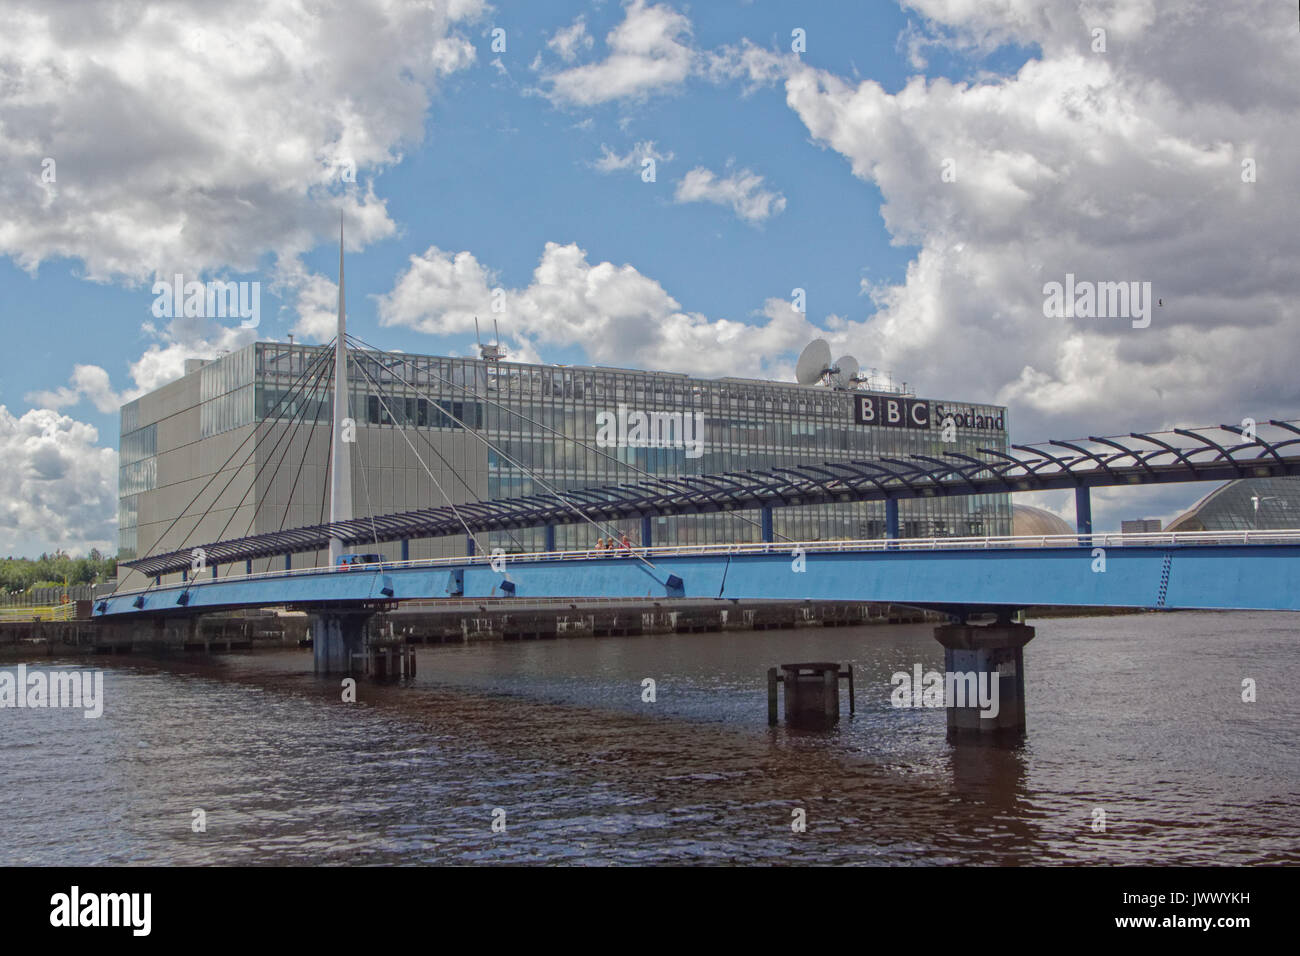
[{"left": 475, "top": 316, "right": 507, "bottom": 362}]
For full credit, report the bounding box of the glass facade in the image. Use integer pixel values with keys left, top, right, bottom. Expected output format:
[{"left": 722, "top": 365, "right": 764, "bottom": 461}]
[
  {"left": 1166, "top": 477, "right": 1300, "bottom": 532},
  {"left": 200, "top": 347, "right": 255, "bottom": 437},
  {"left": 120, "top": 341, "right": 1013, "bottom": 561},
  {"left": 117, "top": 399, "right": 151, "bottom": 561}
]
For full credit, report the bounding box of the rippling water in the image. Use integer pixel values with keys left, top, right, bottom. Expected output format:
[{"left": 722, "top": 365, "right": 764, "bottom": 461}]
[{"left": 2, "top": 610, "right": 1297, "bottom": 865}]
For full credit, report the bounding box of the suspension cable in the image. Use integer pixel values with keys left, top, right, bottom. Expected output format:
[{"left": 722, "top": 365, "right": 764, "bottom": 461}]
[
  {"left": 220, "top": 346, "right": 334, "bottom": 550},
  {"left": 343, "top": 345, "right": 526, "bottom": 552},
  {"left": 124, "top": 344, "right": 337, "bottom": 595},
  {"left": 172, "top": 344, "right": 335, "bottom": 561},
  {"left": 348, "top": 350, "right": 489, "bottom": 556},
  {"left": 347, "top": 335, "right": 656, "bottom": 569},
  {"left": 345, "top": 331, "right": 791, "bottom": 543},
  {"left": 139, "top": 341, "right": 335, "bottom": 564},
  {"left": 271, "top": 354, "right": 333, "bottom": 541}
]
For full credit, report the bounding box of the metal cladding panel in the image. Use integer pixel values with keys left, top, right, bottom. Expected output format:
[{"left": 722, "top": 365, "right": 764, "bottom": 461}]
[
  {"left": 712, "top": 547, "right": 1162, "bottom": 606},
  {"left": 459, "top": 557, "right": 730, "bottom": 601},
  {"left": 97, "top": 544, "right": 1300, "bottom": 616},
  {"left": 1160, "top": 545, "right": 1300, "bottom": 610}
]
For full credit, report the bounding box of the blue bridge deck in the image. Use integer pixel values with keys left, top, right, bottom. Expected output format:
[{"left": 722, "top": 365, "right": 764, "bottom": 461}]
[{"left": 97, "top": 532, "right": 1300, "bottom": 617}]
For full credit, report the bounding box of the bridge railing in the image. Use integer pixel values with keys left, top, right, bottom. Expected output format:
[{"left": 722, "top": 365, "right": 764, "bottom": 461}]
[{"left": 103, "top": 528, "right": 1300, "bottom": 601}]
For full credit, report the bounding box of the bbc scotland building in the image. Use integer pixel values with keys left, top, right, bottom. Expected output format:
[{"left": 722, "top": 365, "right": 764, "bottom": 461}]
[{"left": 117, "top": 341, "right": 1012, "bottom": 587}]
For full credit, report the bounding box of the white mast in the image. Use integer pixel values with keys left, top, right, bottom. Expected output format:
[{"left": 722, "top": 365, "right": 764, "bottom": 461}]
[{"left": 328, "top": 214, "right": 352, "bottom": 566}]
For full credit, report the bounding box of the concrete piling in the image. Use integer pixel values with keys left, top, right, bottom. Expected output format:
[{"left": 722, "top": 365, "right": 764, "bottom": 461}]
[
  {"left": 932, "top": 622, "right": 1035, "bottom": 738},
  {"left": 768, "top": 662, "right": 854, "bottom": 728}
]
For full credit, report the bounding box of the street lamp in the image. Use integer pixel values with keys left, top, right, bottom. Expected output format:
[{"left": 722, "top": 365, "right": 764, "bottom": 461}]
[{"left": 1251, "top": 494, "right": 1286, "bottom": 530}]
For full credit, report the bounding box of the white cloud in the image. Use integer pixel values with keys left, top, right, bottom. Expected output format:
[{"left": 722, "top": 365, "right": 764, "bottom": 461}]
[
  {"left": 547, "top": 16, "right": 594, "bottom": 63},
  {"left": 673, "top": 165, "right": 787, "bottom": 224},
  {"left": 592, "top": 140, "right": 674, "bottom": 174},
  {"left": 26, "top": 365, "right": 136, "bottom": 416},
  {"left": 0, "top": 0, "right": 484, "bottom": 284},
  {"left": 134, "top": 323, "right": 262, "bottom": 393},
  {"left": 718, "top": 1, "right": 1300, "bottom": 450},
  {"left": 544, "top": 0, "right": 695, "bottom": 106},
  {"left": 27, "top": 313, "right": 269, "bottom": 421},
  {"left": 379, "top": 242, "right": 815, "bottom": 377},
  {"left": 0, "top": 406, "right": 118, "bottom": 556}
]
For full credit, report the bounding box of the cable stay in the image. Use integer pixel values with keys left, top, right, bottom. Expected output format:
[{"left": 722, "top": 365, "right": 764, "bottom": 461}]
[
  {"left": 345, "top": 331, "right": 793, "bottom": 545},
  {"left": 343, "top": 345, "right": 528, "bottom": 554},
  {"left": 347, "top": 333, "right": 661, "bottom": 573},
  {"left": 114, "top": 342, "right": 337, "bottom": 598},
  {"left": 348, "top": 349, "right": 491, "bottom": 558}
]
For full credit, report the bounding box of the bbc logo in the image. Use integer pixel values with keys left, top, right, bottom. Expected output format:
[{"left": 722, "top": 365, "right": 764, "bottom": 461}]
[{"left": 853, "top": 396, "right": 931, "bottom": 429}]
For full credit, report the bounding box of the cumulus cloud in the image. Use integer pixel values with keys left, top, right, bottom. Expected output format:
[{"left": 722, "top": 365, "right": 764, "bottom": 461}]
[
  {"left": 26, "top": 365, "right": 136, "bottom": 416},
  {"left": 547, "top": 16, "right": 595, "bottom": 63},
  {"left": 543, "top": 0, "right": 695, "bottom": 105},
  {"left": 128, "top": 318, "right": 261, "bottom": 393},
  {"left": 718, "top": 0, "right": 1300, "bottom": 451},
  {"left": 592, "top": 140, "right": 674, "bottom": 174},
  {"left": 379, "top": 242, "right": 815, "bottom": 377},
  {"left": 0, "top": 0, "right": 483, "bottom": 284},
  {"left": 0, "top": 406, "right": 118, "bottom": 556},
  {"left": 3, "top": 0, "right": 480, "bottom": 422},
  {"left": 674, "top": 165, "right": 787, "bottom": 224},
  {"left": 38, "top": 313, "right": 264, "bottom": 422}
]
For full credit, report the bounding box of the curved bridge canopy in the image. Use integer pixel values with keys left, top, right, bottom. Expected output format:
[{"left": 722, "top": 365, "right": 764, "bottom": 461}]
[{"left": 122, "top": 420, "right": 1300, "bottom": 578}]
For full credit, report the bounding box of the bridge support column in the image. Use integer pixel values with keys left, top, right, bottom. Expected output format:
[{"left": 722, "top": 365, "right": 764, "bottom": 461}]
[
  {"left": 311, "top": 610, "right": 371, "bottom": 674},
  {"left": 1075, "top": 486, "right": 1092, "bottom": 546},
  {"left": 886, "top": 499, "right": 899, "bottom": 547},
  {"left": 284, "top": 554, "right": 292, "bottom": 571},
  {"left": 640, "top": 516, "right": 652, "bottom": 549},
  {"left": 932, "top": 621, "right": 1035, "bottom": 738},
  {"left": 401, "top": 538, "right": 409, "bottom": 562},
  {"left": 545, "top": 525, "right": 557, "bottom": 552},
  {"left": 761, "top": 506, "right": 773, "bottom": 543},
  {"left": 245, "top": 560, "right": 252, "bottom": 576},
  {"left": 466, "top": 536, "right": 476, "bottom": 558}
]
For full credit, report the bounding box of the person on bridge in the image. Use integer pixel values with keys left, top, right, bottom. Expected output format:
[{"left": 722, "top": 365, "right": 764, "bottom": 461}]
[{"left": 620, "top": 532, "right": 631, "bottom": 551}]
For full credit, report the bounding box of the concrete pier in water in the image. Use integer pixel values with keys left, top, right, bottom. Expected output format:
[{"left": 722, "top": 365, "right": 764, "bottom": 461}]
[
  {"left": 932, "top": 621, "right": 1035, "bottom": 738},
  {"left": 310, "top": 611, "right": 370, "bottom": 673}
]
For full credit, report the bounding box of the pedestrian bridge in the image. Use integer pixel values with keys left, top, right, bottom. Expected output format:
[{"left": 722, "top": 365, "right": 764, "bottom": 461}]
[{"left": 96, "top": 530, "right": 1300, "bottom": 618}]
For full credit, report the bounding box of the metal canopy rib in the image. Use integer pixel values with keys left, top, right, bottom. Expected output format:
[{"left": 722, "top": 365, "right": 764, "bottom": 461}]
[{"left": 122, "top": 419, "right": 1300, "bottom": 577}]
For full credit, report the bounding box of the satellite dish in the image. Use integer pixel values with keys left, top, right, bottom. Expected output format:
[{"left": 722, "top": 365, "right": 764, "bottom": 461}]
[
  {"left": 833, "top": 355, "right": 860, "bottom": 388},
  {"left": 796, "top": 339, "right": 833, "bottom": 386}
]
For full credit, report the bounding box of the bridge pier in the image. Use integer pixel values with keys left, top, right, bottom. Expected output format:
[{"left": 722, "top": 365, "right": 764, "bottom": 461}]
[
  {"left": 311, "top": 610, "right": 371, "bottom": 673},
  {"left": 932, "top": 620, "right": 1034, "bottom": 738},
  {"left": 1075, "top": 486, "right": 1093, "bottom": 546}
]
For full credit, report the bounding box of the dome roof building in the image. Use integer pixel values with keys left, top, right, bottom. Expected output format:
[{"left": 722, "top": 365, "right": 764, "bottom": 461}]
[
  {"left": 1012, "top": 504, "right": 1074, "bottom": 537},
  {"left": 1166, "top": 477, "right": 1300, "bottom": 532}
]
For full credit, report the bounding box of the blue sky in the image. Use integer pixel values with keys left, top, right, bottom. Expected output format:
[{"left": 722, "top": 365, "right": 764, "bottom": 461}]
[{"left": 1, "top": 0, "right": 1296, "bottom": 555}]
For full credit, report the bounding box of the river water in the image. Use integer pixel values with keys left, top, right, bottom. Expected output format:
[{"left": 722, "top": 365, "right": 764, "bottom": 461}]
[{"left": 2, "top": 610, "right": 1296, "bottom": 865}]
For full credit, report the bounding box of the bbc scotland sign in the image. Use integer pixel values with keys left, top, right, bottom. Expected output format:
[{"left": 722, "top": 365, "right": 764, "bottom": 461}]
[
  {"left": 852, "top": 396, "right": 1006, "bottom": 432},
  {"left": 853, "top": 395, "right": 930, "bottom": 429}
]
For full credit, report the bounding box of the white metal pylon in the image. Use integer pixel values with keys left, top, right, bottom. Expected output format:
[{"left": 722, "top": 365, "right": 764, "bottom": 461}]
[{"left": 328, "top": 214, "right": 353, "bottom": 567}]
